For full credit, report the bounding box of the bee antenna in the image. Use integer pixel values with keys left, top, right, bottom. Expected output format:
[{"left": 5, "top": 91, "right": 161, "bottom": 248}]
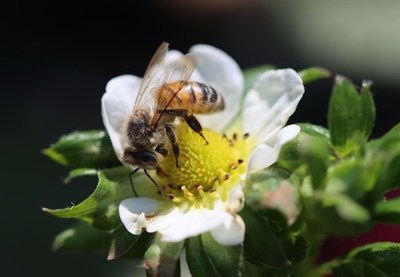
[{"left": 129, "top": 168, "right": 141, "bottom": 197}]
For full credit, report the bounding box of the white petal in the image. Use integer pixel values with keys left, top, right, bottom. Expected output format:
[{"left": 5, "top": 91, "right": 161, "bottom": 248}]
[
  {"left": 247, "top": 125, "right": 300, "bottom": 174},
  {"left": 145, "top": 206, "right": 183, "bottom": 233},
  {"left": 189, "top": 44, "right": 244, "bottom": 131},
  {"left": 210, "top": 215, "right": 245, "bottom": 245},
  {"left": 119, "top": 198, "right": 174, "bottom": 235},
  {"left": 165, "top": 49, "right": 183, "bottom": 63},
  {"left": 213, "top": 184, "right": 244, "bottom": 213},
  {"left": 243, "top": 69, "right": 304, "bottom": 145},
  {"left": 101, "top": 75, "right": 141, "bottom": 160},
  {"left": 159, "top": 209, "right": 230, "bottom": 242}
]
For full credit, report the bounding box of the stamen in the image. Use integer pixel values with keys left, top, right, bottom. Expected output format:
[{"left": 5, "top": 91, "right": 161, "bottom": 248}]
[{"left": 157, "top": 123, "right": 250, "bottom": 208}]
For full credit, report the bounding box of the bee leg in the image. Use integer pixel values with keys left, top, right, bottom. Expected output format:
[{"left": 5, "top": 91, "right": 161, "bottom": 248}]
[
  {"left": 165, "top": 124, "right": 180, "bottom": 168},
  {"left": 156, "top": 166, "right": 168, "bottom": 178},
  {"left": 155, "top": 145, "right": 168, "bottom": 156},
  {"left": 163, "top": 109, "right": 208, "bottom": 145}
]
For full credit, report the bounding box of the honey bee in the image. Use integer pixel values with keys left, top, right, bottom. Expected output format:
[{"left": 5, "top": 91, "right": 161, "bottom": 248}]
[{"left": 122, "top": 42, "right": 225, "bottom": 195}]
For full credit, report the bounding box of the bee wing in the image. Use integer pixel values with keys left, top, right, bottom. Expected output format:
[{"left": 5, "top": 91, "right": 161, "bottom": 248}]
[
  {"left": 133, "top": 42, "right": 170, "bottom": 109},
  {"left": 152, "top": 54, "right": 198, "bottom": 126}
]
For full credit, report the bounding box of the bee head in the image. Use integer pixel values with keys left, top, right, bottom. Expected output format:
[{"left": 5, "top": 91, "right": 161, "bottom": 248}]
[{"left": 123, "top": 147, "right": 158, "bottom": 169}]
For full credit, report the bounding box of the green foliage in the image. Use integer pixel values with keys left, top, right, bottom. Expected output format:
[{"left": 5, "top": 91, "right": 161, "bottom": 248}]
[
  {"left": 43, "top": 65, "right": 400, "bottom": 276},
  {"left": 328, "top": 242, "right": 400, "bottom": 276},
  {"left": 298, "top": 67, "right": 331, "bottom": 84},
  {"left": 328, "top": 77, "right": 376, "bottom": 156},
  {"left": 144, "top": 235, "right": 184, "bottom": 276},
  {"left": 43, "top": 130, "right": 120, "bottom": 168},
  {"left": 186, "top": 234, "right": 243, "bottom": 277}
]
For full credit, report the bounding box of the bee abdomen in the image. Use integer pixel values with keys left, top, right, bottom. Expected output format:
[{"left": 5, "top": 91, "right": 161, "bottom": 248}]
[{"left": 168, "top": 81, "right": 225, "bottom": 113}]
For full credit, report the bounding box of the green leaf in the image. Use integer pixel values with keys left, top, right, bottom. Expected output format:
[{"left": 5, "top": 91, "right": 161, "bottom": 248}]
[
  {"left": 328, "top": 77, "right": 361, "bottom": 155},
  {"left": 303, "top": 136, "right": 330, "bottom": 190},
  {"left": 243, "top": 65, "right": 275, "bottom": 91},
  {"left": 302, "top": 192, "right": 371, "bottom": 235},
  {"left": 328, "top": 77, "right": 375, "bottom": 156},
  {"left": 144, "top": 235, "right": 184, "bottom": 277},
  {"left": 331, "top": 261, "right": 387, "bottom": 277},
  {"left": 44, "top": 130, "right": 120, "bottom": 168},
  {"left": 329, "top": 242, "right": 400, "bottom": 276},
  {"left": 360, "top": 82, "right": 376, "bottom": 139},
  {"left": 186, "top": 234, "right": 242, "bottom": 277},
  {"left": 278, "top": 123, "right": 331, "bottom": 172},
  {"left": 240, "top": 205, "right": 302, "bottom": 268},
  {"left": 107, "top": 227, "right": 141, "bottom": 260},
  {"left": 298, "top": 67, "right": 331, "bottom": 84},
  {"left": 203, "top": 233, "right": 243, "bottom": 276},
  {"left": 186, "top": 236, "right": 219, "bottom": 277},
  {"left": 366, "top": 124, "right": 400, "bottom": 197},
  {"left": 326, "top": 158, "right": 380, "bottom": 202},
  {"left": 373, "top": 198, "right": 400, "bottom": 224},
  {"left": 52, "top": 222, "right": 111, "bottom": 253},
  {"left": 43, "top": 167, "right": 137, "bottom": 231}
]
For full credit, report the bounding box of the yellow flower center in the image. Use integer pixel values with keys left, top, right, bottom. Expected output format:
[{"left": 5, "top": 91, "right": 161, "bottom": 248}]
[{"left": 158, "top": 122, "right": 250, "bottom": 209}]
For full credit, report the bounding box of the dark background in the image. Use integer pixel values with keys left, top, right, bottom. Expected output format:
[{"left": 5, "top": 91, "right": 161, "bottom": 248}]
[{"left": 2, "top": 0, "right": 400, "bottom": 276}]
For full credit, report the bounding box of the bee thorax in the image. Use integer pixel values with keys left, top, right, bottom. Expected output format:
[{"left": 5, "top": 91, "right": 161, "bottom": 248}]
[{"left": 127, "top": 113, "right": 161, "bottom": 145}]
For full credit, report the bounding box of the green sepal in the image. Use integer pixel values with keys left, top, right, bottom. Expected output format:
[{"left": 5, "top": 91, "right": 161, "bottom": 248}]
[
  {"left": 63, "top": 168, "right": 98, "bottom": 184},
  {"left": 329, "top": 242, "right": 400, "bottom": 276},
  {"left": 52, "top": 222, "right": 112, "bottom": 253},
  {"left": 144, "top": 235, "right": 184, "bottom": 277},
  {"left": 298, "top": 67, "right": 331, "bottom": 84},
  {"left": 43, "top": 167, "right": 136, "bottom": 231},
  {"left": 298, "top": 123, "right": 331, "bottom": 141},
  {"left": 186, "top": 234, "right": 243, "bottom": 277},
  {"left": 43, "top": 130, "right": 120, "bottom": 168}
]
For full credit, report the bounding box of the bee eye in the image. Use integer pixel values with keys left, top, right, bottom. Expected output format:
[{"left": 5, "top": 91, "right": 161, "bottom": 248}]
[
  {"left": 137, "top": 151, "right": 157, "bottom": 166},
  {"left": 123, "top": 148, "right": 157, "bottom": 168}
]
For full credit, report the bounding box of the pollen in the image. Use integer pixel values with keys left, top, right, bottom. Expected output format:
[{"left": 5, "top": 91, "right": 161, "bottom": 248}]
[{"left": 158, "top": 122, "right": 250, "bottom": 207}]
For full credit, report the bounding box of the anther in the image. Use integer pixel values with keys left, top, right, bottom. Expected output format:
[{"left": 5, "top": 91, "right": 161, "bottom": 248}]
[
  {"left": 238, "top": 158, "right": 244, "bottom": 164},
  {"left": 233, "top": 133, "right": 237, "bottom": 140},
  {"left": 243, "top": 133, "right": 250, "bottom": 139},
  {"left": 230, "top": 162, "right": 238, "bottom": 170},
  {"left": 223, "top": 174, "right": 230, "bottom": 181}
]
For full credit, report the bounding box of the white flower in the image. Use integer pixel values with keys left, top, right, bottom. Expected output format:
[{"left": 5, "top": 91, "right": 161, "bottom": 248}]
[{"left": 101, "top": 43, "right": 304, "bottom": 246}]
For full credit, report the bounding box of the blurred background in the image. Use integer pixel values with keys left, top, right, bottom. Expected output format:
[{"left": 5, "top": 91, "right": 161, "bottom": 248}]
[{"left": 2, "top": 0, "right": 400, "bottom": 276}]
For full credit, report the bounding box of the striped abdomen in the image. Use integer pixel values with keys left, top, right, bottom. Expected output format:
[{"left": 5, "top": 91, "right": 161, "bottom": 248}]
[{"left": 163, "top": 81, "right": 225, "bottom": 113}]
